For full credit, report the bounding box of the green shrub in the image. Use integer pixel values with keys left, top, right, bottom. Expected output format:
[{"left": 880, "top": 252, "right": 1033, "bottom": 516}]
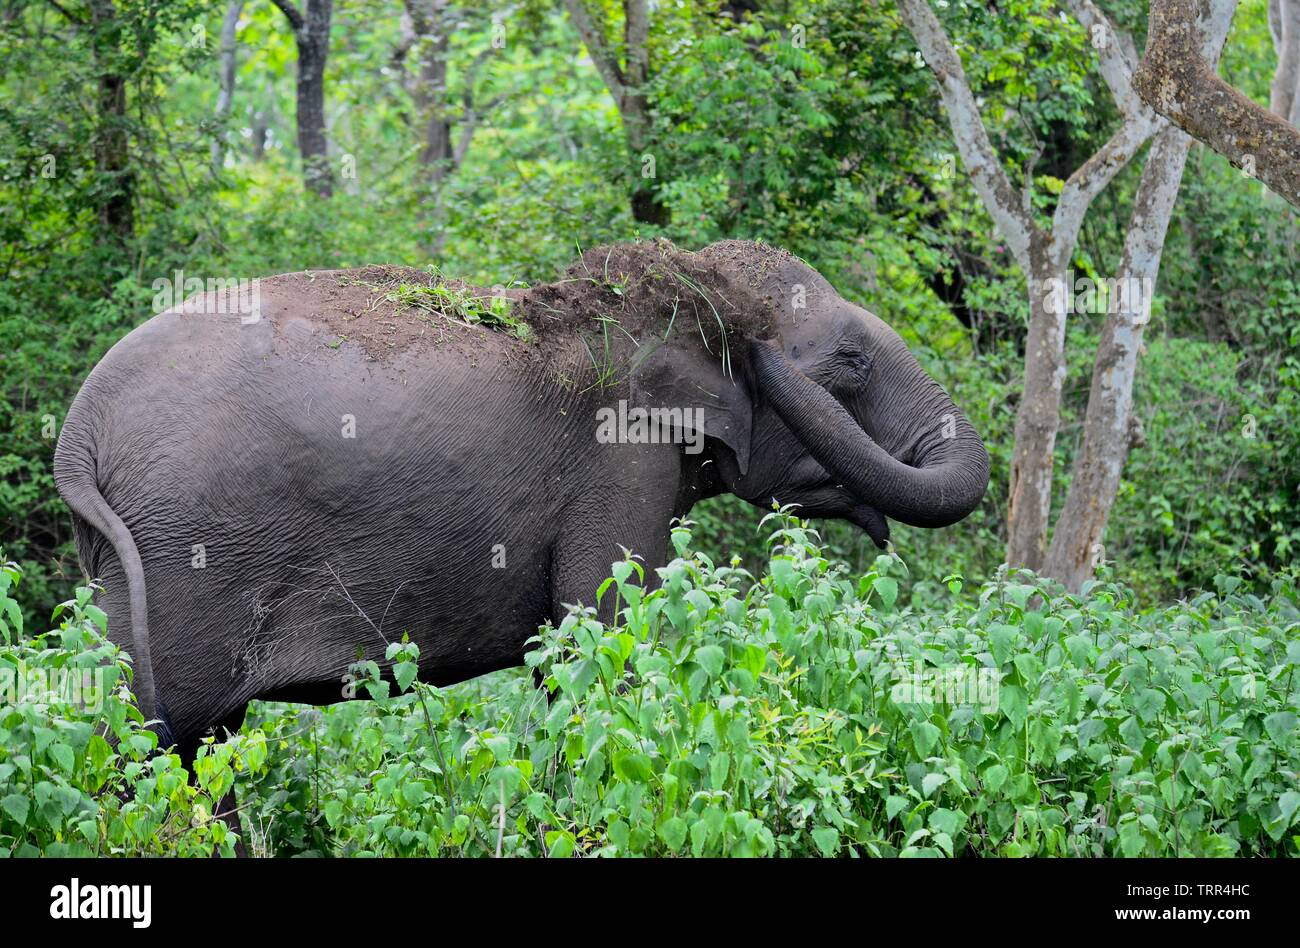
[
  {"left": 0, "top": 557, "right": 266, "bottom": 856},
  {"left": 239, "top": 512, "right": 1300, "bottom": 857},
  {"left": 8, "top": 516, "right": 1300, "bottom": 858}
]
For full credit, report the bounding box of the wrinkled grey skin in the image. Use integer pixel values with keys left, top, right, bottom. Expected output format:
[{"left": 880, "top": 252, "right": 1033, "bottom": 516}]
[{"left": 55, "top": 241, "right": 988, "bottom": 759}]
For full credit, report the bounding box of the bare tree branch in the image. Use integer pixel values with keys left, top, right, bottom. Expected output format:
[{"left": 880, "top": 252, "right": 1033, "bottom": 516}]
[
  {"left": 1050, "top": 1, "right": 1158, "bottom": 266},
  {"left": 562, "top": 0, "right": 663, "bottom": 223},
  {"left": 1134, "top": 0, "right": 1300, "bottom": 208},
  {"left": 269, "top": 0, "right": 304, "bottom": 32},
  {"left": 451, "top": 48, "right": 507, "bottom": 172},
  {"left": 1051, "top": 114, "right": 1156, "bottom": 266},
  {"left": 1061, "top": 0, "right": 1143, "bottom": 117},
  {"left": 896, "top": 0, "right": 1039, "bottom": 274},
  {"left": 45, "top": 0, "right": 86, "bottom": 24},
  {"left": 562, "top": 0, "right": 626, "bottom": 103}
]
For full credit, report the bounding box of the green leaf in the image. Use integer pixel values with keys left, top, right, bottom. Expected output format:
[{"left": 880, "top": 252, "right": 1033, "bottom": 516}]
[
  {"left": 690, "top": 817, "right": 710, "bottom": 856},
  {"left": 394, "top": 661, "right": 418, "bottom": 694},
  {"left": 873, "top": 576, "right": 898, "bottom": 610},
  {"left": 1264, "top": 711, "right": 1297, "bottom": 744},
  {"left": 988, "top": 625, "right": 1017, "bottom": 665},
  {"left": 983, "top": 763, "right": 1009, "bottom": 795},
  {"left": 929, "top": 808, "right": 965, "bottom": 838},
  {"left": 709, "top": 751, "right": 730, "bottom": 789},
  {"left": 694, "top": 645, "right": 725, "bottom": 677},
  {"left": 921, "top": 772, "right": 946, "bottom": 798},
  {"left": 998, "top": 684, "right": 1028, "bottom": 728},
  {"left": 911, "top": 720, "right": 941, "bottom": 757},
  {"left": 885, "top": 795, "right": 911, "bottom": 821},
  {"left": 1118, "top": 821, "right": 1146, "bottom": 857},
  {"left": 49, "top": 743, "right": 74, "bottom": 773},
  {"left": 657, "top": 815, "right": 687, "bottom": 852},
  {"left": 1268, "top": 791, "right": 1300, "bottom": 839},
  {"left": 811, "top": 826, "right": 840, "bottom": 857},
  {"left": 401, "top": 782, "right": 429, "bottom": 806},
  {"left": 613, "top": 750, "right": 653, "bottom": 784},
  {"left": 1, "top": 794, "right": 29, "bottom": 826},
  {"left": 546, "top": 830, "right": 575, "bottom": 858}
]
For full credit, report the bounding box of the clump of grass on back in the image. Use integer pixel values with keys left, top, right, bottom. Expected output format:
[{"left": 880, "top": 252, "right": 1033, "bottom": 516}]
[{"left": 386, "top": 275, "right": 531, "bottom": 341}]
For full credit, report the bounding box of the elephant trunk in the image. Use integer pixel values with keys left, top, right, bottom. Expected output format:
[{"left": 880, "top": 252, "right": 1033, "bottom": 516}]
[{"left": 751, "top": 339, "right": 989, "bottom": 529}]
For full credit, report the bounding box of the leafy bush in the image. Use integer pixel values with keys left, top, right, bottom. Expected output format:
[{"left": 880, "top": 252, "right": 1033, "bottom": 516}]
[
  {"left": 237, "top": 512, "right": 1300, "bottom": 857},
  {"left": 0, "top": 557, "right": 266, "bottom": 857},
  {"left": 7, "top": 516, "right": 1299, "bottom": 858}
]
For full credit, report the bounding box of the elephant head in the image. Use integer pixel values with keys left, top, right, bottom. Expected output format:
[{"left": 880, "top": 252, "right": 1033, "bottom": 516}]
[
  {"left": 610, "top": 240, "right": 990, "bottom": 547},
  {"left": 530, "top": 239, "right": 990, "bottom": 548}
]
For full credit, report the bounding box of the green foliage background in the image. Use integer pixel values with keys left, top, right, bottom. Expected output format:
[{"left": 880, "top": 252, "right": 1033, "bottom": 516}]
[
  {"left": 3, "top": 0, "right": 1295, "bottom": 616},
  {"left": 0, "top": 0, "right": 1297, "bottom": 856}
]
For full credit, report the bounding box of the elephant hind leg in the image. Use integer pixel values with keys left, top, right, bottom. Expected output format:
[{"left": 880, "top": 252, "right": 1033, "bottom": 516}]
[{"left": 175, "top": 704, "right": 252, "bottom": 857}]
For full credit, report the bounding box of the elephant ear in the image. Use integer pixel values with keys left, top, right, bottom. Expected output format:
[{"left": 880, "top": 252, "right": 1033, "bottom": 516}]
[{"left": 628, "top": 338, "right": 754, "bottom": 476}]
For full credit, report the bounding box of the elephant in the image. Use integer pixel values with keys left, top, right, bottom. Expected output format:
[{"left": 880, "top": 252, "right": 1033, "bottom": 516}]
[{"left": 55, "top": 239, "right": 989, "bottom": 763}]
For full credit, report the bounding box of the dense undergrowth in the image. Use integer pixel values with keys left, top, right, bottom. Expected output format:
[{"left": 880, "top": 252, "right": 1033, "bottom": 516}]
[{"left": 2, "top": 511, "right": 1297, "bottom": 858}]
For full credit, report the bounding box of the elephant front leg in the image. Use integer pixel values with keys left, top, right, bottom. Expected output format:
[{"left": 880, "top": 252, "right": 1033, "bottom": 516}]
[
  {"left": 542, "top": 510, "right": 668, "bottom": 702},
  {"left": 548, "top": 504, "right": 673, "bottom": 629}
]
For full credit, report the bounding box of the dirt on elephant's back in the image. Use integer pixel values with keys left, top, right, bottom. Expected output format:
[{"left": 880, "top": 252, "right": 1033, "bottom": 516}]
[
  {"left": 515, "top": 239, "right": 782, "bottom": 346},
  {"left": 260, "top": 266, "right": 545, "bottom": 370},
  {"left": 259, "top": 239, "right": 785, "bottom": 375}
]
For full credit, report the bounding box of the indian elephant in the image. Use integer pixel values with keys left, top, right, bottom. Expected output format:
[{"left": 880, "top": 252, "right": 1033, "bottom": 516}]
[{"left": 55, "top": 239, "right": 988, "bottom": 760}]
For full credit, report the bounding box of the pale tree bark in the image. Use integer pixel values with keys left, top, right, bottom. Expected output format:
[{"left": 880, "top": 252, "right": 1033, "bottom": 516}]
[
  {"left": 897, "top": 0, "right": 1163, "bottom": 570},
  {"left": 271, "top": 0, "right": 334, "bottom": 198},
  {"left": 211, "top": 0, "right": 244, "bottom": 173},
  {"left": 1043, "top": 0, "right": 1236, "bottom": 590},
  {"left": 562, "top": 0, "right": 666, "bottom": 224},
  {"left": 1270, "top": 0, "right": 1300, "bottom": 123},
  {"left": 1134, "top": 0, "right": 1300, "bottom": 209},
  {"left": 251, "top": 89, "right": 271, "bottom": 161}
]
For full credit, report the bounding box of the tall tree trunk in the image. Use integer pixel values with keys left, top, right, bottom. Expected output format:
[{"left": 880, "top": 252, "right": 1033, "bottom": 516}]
[
  {"left": 1041, "top": 127, "right": 1193, "bottom": 589},
  {"left": 898, "top": 0, "right": 1166, "bottom": 570},
  {"left": 1006, "top": 251, "right": 1069, "bottom": 570},
  {"left": 273, "top": 0, "right": 334, "bottom": 198},
  {"left": 1042, "top": 2, "right": 1236, "bottom": 590},
  {"left": 211, "top": 0, "right": 245, "bottom": 173},
  {"left": 251, "top": 75, "right": 270, "bottom": 161},
  {"left": 620, "top": 0, "right": 664, "bottom": 224},
  {"left": 401, "top": 0, "right": 452, "bottom": 178},
  {"left": 562, "top": 0, "right": 667, "bottom": 225},
  {"left": 88, "top": 0, "right": 133, "bottom": 247},
  {"left": 296, "top": 0, "right": 333, "bottom": 197}
]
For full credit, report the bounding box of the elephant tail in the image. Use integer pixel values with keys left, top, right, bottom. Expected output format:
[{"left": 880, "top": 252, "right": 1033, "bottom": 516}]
[{"left": 53, "top": 428, "right": 157, "bottom": 724}]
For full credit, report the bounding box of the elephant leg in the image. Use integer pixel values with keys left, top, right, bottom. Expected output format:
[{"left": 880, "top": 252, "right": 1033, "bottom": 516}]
[
  {"left": 547, "top": 492, "right": 675, "bottom": 700},
  {"left": 175, "top": 703, "right": 251, "bottom": 857},
  {"left": 549, "top": 507, "right": 672, "bottom": 627},
  {"left": 549, "top": 534, "right": 622, "bottom": 628}
]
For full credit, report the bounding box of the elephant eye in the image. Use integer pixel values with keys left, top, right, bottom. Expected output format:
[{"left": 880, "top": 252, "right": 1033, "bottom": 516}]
[{"left": 838, "top": 345, "right": 873, "bottom": 379}]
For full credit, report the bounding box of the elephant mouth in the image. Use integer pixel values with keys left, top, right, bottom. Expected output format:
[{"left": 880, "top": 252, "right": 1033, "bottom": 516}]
[
  {"left": 848, "top": 502, "right": 891, "bottom": 549},
  {"left": 750, "top": 339, "right": 990, "bottom": 531}
]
